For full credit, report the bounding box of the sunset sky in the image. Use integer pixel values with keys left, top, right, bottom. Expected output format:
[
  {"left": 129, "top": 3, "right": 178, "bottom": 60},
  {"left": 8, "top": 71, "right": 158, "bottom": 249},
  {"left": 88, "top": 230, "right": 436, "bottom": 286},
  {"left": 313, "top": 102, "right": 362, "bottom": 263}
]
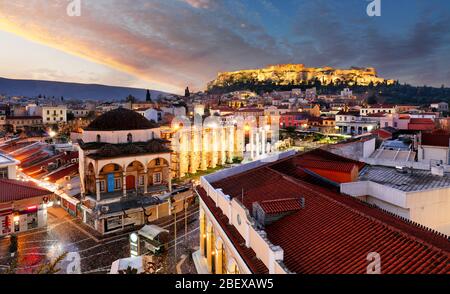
[{"left": 1, "top": 0, "right": 450, "bottom": 94}]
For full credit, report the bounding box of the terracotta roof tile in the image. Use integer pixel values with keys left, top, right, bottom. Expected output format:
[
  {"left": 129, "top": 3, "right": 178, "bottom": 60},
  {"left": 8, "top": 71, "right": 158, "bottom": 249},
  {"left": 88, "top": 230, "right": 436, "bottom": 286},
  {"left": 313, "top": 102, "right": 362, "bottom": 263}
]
[
  {"left": 204, "top": 150, "right": 450, "bottom": 274},
  {"left": 0, "top": 179, "right": 52, "bottom": 202}
]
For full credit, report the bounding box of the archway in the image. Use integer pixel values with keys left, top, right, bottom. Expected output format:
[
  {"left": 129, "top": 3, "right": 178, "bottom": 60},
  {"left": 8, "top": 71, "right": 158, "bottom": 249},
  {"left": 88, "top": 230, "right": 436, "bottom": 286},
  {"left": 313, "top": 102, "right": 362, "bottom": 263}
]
[{"left": 99, "top": 163, "right": 123, "bottom": 193}]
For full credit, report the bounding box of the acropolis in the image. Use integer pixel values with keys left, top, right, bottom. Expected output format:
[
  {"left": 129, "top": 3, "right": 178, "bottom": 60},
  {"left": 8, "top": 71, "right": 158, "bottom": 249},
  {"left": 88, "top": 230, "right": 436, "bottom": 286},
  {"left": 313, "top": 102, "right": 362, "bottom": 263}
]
[{"left": 207, "top": 64, "right": 395, "bottom": 89}]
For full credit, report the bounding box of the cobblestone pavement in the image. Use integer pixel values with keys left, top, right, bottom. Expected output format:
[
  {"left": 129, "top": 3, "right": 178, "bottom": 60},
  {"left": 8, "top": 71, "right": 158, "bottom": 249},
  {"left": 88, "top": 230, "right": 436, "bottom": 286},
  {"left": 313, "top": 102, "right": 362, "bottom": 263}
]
[{"left": 0, "top": 204, "right": 200, "bottom": 274}]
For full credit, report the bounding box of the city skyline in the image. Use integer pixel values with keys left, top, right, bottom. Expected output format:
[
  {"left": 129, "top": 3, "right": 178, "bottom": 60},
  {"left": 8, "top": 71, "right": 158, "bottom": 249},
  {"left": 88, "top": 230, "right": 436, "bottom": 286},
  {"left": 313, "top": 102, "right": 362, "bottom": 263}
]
[{"left": 1, "top": 0, "right": 450, "bottom": 94}]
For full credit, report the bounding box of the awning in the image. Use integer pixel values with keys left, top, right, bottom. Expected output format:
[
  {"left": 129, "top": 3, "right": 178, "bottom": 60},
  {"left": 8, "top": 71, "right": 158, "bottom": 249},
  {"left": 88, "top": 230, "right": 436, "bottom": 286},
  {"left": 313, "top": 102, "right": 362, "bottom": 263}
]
[
  {"left": 0, "top": 209, "right": 13, "bottom": 217},
  {"left": 55, "top": 191, "right": 80, "bottom": 206},
  {"left": 138, "top": 225, "right": 169, "bottom": 241}
]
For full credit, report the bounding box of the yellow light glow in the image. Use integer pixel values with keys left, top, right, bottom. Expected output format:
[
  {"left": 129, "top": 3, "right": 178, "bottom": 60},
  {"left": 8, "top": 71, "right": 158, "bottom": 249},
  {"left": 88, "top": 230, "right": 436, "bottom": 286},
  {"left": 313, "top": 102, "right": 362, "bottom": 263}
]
[
  {"left": 244, "top": 125, "right": 250, "bottom": 132},
  {"left": 13, "top": 216, "right": 20, "bottom": 222}
]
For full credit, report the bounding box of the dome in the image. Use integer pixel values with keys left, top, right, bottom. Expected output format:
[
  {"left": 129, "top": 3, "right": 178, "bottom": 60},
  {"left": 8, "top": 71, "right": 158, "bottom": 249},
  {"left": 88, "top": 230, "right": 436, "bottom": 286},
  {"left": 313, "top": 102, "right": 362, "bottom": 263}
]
[{"left": 85, "top": 107, "right": 158, "bottom": 131}]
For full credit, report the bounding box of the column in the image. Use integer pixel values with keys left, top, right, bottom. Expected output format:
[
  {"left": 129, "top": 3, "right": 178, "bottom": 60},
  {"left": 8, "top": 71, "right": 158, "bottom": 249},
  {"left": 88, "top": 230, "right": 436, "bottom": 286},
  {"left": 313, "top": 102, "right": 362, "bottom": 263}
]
[
  {"left": 199, "top": 209, "right": 206, "bottom": 257},
  {"left": 168, "top": 171, "right": 173, "bottom": 192},
  {"left": 200, "top": 130, "right": 208, "bottom": 170},
  {"left": 227, "top": 126, "right": 234, "bottom": 163},
  {"left": 95, "top": 179, "right": 101, "bottom": 201},
  {"left": 215, "top": 244, "right": 223, "bottom": 274},
  {"left": 261, "top": 127, "right": 266, "bottom": 155},
  {"left": 255, "top": 131, "right": 260, "bottom": 158},
  {"left": 249, "top": 129, "right": 255, "bottom": 160},
  {"left": 123, "top": 172, "right": 127, "bottom": 197},
  {"left": 144, "top": 168, "right": 148, "bottom": 194},
  {"left": 206, "top": 225, "right": 214, "bottom": 273}
]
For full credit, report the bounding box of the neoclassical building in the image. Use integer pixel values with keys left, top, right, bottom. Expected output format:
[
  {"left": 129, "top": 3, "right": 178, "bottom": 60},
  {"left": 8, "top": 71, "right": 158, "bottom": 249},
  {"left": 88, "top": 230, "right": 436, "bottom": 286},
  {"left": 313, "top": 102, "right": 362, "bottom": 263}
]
[
  {"left": 78, "top": 108, "right": 173, "bottom": 234},
  {"left": 166, "top": 115, "right": 280, "bottom": 178}
]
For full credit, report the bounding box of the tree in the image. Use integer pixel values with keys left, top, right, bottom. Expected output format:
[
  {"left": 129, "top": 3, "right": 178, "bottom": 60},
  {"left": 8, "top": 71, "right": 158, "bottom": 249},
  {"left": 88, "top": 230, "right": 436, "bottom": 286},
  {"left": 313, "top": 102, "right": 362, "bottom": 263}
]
[
  {"left": 367, "top": 94, "right": 378, "bottom": 105},
  {"left": 185, "top": 87, "right": 190, "bottom": 98},
  {"left": 126, "top": 94, "right": 137, "bottom": 103},
  {"left": 146, "top": 89, "right": 152, "bottom": 102},
  {"left": 61, "top": 96, "right": 64, "bottom": 102},
  {"left": 67, "top": 112, "right": 75, "bottom": 121}
]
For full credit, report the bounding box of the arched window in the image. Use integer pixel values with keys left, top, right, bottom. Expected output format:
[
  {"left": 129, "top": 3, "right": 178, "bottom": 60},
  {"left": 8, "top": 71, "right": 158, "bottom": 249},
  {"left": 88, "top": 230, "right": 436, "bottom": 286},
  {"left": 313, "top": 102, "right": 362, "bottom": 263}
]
[
  {"left": 96, "top": 134, "right": 101, "bottom": 143},
  {"left": 127, "top": 133, "right": 133, "bottom": 143}
]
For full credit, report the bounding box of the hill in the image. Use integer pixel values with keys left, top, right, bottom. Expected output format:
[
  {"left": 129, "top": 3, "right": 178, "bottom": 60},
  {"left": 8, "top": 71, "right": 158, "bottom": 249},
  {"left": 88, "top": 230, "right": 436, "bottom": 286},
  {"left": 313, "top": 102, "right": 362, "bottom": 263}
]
[{"left": 0, "top": 77, "right": 171, "bottom": 101}]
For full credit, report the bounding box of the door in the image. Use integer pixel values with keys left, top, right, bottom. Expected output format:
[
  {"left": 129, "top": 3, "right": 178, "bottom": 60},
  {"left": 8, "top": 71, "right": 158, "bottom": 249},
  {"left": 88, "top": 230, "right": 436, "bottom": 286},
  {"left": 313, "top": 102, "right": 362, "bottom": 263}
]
[
  {"left": 126, "top": 175, "right": 136, "bottom": 190},
  {"left": 107, "top": 174, "right": 115, "bottom": 192}
]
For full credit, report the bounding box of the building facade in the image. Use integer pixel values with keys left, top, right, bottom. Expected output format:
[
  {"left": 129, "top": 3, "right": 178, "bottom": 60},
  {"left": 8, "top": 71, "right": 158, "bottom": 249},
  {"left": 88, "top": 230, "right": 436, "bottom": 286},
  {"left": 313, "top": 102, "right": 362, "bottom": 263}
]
[{"left": 78, "top": 108, "right": 173, "bottom": 234}]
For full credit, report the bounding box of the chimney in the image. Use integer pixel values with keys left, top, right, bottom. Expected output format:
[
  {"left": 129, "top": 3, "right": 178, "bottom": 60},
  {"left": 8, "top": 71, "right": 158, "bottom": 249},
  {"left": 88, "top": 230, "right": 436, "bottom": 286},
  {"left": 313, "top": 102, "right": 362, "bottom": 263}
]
[{"left": 431, "top": 162, "right": 444, "bottom": 177}]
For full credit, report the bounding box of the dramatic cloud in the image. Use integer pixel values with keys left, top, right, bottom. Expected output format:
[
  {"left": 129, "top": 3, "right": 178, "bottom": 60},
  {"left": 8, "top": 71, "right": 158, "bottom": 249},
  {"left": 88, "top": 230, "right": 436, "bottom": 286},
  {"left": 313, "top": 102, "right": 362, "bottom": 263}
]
[{"left": 0, "top": 0, "right": 449, "bottom": 92}]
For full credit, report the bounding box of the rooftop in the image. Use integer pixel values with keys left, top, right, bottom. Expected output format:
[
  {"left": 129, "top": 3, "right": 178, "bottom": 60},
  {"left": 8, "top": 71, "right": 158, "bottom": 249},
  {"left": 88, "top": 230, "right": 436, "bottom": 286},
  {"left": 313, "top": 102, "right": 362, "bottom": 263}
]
[
  {"left": 359, "top": 165, "right": 450, "bottom": 192},
  {"left": 201, "top": 150, "right": 450, "bottom": 274},
  {"left": 80, "top": 139, "right": 171, "bottom": 160},
  {"left": 85, "top": 108, "right": 158, "bottom": 131},
  {"left": 0, "top": 152, "right": 18, "bottom": 166},
  {"left": 0, "top": 179, "right": 52, "bottom": 202}
]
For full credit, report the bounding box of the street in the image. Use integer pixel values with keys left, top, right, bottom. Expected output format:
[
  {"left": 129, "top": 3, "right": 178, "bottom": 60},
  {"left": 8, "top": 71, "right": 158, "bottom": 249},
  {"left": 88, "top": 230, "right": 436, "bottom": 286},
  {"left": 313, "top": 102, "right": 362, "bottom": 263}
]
[{"left": 0, "top": 203, "right": 200, "bottom": 274}]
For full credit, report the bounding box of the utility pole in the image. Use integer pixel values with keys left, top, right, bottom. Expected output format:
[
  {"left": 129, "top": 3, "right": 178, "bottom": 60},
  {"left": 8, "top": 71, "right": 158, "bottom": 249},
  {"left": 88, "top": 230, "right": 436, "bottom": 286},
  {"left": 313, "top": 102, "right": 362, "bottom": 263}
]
[
  {"left": 174, "top": 208, "right": 177, "bottom": 263},
  {"left": 185, "top": 196, "right": 188, "bottom": 243}
]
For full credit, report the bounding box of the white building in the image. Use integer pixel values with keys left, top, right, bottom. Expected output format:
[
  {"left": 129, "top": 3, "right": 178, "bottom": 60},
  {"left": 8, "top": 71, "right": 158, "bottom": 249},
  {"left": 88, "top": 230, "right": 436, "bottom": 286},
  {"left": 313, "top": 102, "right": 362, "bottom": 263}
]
[
  {"left": 342, "top": 165, "right": 450, "bottom": 235},
  {"left": 431, "top": 102, "right": 449, "bottom": 113},
  {"left": 0, "top": 152, "right": 19, "bottom": 179},
  {"left": 78, "top": 108, "right": 173, "bottom": 235},
  {"left": 360, "top": 105, "right": 396, "bottom": 116},
  {"left": 33, "top": 106, "right": 68, "bottom": 124},
  {"left": 335, "top": 111, "right": 378, "bottom": 135},
  {"left": 418, "top": 131, "right": 450, "bottom": 164}
]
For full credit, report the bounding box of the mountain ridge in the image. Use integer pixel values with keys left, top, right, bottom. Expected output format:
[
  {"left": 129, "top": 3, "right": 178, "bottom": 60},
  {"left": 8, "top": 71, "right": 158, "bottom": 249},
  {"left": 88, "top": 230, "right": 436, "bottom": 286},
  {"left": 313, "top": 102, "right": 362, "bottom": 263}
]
[{"left": 0, "top": 77, "right": 172, "bottom": 101}]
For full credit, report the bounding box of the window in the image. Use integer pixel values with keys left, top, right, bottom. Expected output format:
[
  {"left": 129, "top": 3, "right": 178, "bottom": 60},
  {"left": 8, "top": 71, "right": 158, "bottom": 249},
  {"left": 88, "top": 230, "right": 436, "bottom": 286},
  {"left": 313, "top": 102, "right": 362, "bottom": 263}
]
[
  {"left": 0, "top": 167, "right": 8, "bottom": 179},
  {"left": 114, "top": 178, "right": 122, "bottom": 190},
  {"left": 96, "top": 134, "right": 101, "bottom": 143},
  {"left": 127, "top": 133, "right": 133, "bottom": 143},
  {"left": 155, "top": 158, "right": 161, "bottom": 166},
  {"left": 153, "top": 172, "right": 162, "bottom": 184},
  {"left": 99, "top": 181, "right": 105, "bottom": 192},
  {"left": 47, "top": 110, "right": 50, "bottom": 115},
  {"left": 139, "top": 175, "right": 145, "bottom": 186}
]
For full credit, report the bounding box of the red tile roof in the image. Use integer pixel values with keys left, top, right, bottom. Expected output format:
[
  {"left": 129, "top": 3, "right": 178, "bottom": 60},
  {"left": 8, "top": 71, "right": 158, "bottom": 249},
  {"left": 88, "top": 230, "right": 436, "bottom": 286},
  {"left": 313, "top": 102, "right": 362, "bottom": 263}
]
[
  {"left": 22, "top": 154, "right": 65, "bottom": 175},
  {"left": 259, "top": 198, "right": 302, "bottom": 215},
  {"left": 203, "top": 150, "right": 450, "bottom": 274},
  {"left": 44, "top": 164, "right": 79, "bottom": 182},
  {"left": 0, "top": 179, "right": 52, "bottom": 203},
  {"left": 372, "top": 129, "right": 393, "bottom": 140},
  {"left": 421, "top": 132, "right": 450, "bottom": 147}
]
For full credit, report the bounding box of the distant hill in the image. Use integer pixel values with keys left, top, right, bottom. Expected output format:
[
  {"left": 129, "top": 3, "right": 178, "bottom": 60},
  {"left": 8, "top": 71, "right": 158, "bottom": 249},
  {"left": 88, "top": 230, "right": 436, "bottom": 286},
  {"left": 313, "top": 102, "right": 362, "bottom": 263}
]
[{"left": 0, "top": 77, "right": 172, "bottom": 101}]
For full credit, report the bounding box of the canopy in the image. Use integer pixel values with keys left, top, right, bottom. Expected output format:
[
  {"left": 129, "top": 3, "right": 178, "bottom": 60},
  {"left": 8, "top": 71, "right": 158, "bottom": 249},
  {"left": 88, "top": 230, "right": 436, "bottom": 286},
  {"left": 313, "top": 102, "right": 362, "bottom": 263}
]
[{"left": 138, "top": 225, "right": 169, "bottom": 241}]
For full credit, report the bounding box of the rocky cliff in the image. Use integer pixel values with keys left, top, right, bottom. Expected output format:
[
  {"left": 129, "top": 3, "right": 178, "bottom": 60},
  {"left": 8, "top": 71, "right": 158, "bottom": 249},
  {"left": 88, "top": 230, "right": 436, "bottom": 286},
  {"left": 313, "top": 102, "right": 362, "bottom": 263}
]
[{"left": 207, "top": 64, "right": 394, "bottom": 90}]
